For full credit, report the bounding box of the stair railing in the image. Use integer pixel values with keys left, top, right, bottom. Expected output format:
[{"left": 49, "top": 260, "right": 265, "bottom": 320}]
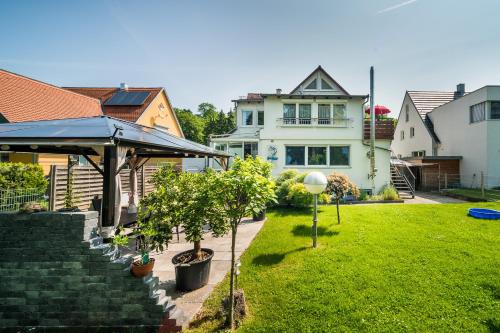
[{"left": 390, "top": 151, "right": 416, "bottom": 196}]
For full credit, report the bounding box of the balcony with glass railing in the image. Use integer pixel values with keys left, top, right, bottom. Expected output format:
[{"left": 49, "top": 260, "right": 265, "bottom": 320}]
[{"left": 276, "top": 117, "right": 351, "bottom": 127}]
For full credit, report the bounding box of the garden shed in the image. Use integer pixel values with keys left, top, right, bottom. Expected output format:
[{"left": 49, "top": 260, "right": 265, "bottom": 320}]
[{"left": 0, "top": 116, "right": 230, "bottom": 233}]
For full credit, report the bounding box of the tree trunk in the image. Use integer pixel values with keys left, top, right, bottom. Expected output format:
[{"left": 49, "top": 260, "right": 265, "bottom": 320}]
[
  {"left": 228, "top": 222, "right": 237, "bottom": 330},
  {"left": 336, "top": 199, "right": 341, "bottom": 224},
  {"left": 193, "top": 240, "right": 202, "bottom": 261}
]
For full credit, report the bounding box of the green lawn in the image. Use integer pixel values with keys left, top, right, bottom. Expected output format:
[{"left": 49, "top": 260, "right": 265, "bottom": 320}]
[
  {"left": 188, "top": 202, "right": 500, "bottom": 333},
  {"left": 445, "top": 188, "right": 500, "bottom": 202}
]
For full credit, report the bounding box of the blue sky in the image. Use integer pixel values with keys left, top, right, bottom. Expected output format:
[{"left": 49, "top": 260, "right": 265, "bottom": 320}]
[{"left": 1, "top": 0, "right": 499, "bottom": 117}]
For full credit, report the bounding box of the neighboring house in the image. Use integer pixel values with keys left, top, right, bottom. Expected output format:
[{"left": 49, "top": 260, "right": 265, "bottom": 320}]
[
  {"left": 0, "top": 69, "right": 103, "bottom": 173},
  {"left": 391, "top": 84, "right": 500, "bottom": 189},
  {"left": 65, "top": 84, "right": 184, "bottom": 167},
  {"left": 210, "top": 66, "right": 394, "bottom": 193},
  {"left": 65, "top": 84, "right": 183, "bottom": 137}
]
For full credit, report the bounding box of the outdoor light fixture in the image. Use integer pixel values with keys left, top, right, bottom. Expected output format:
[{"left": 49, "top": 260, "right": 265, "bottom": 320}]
[{"left": 304, "top": 172, "right": 327, "bottom": 248}]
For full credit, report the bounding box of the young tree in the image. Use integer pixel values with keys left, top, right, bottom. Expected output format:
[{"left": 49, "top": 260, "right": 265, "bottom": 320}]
[
  {"left": 325, "top": 173, "right": 360, "bottom": 224},
  {"left": 214, "top": 157, "right": 276, "bottom": 329}
]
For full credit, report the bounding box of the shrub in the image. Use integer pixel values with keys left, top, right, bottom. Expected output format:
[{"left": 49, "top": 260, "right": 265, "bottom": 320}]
[
  {"left": 276, "top": 169, "right": 299, "bottom": 186},
  {"left": 358, "top": 190, "right": 369, "bottom": 201},
  {"left": 325, "top": 173, "right": 360, "bottom": 224},
  {"left": 276, "top": 170, "right": 330, "bottom": 207},
  {"left": 379, "top": 185, "right": 400, "bottom": 201},
  {"left": 286, "top": 183, "right": 311, "bottom": 207},
  {"left": 0, "top": 162, "right": 48, "bottom": 194}
]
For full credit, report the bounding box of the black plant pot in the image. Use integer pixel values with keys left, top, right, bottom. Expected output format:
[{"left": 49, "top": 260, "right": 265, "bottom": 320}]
[
  {"left": 253, "top": 209, "right": 266, "bottom": 221},
  {"left": 172, "top": 248, "right": 214, "bottom": 291}
]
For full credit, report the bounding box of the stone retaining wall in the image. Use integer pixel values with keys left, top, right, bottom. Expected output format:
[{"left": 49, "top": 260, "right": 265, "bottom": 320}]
[{"left": 0, "top": 211, "right": 181, "bottom": 332}]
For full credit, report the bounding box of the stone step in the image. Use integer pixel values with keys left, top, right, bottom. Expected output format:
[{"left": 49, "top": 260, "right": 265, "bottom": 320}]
[
  {"left": 167, "top": 307, "right": 188, "bottom": 330},
  {"left": 158, "top": 296, "right": 176, "bottom": 313}
]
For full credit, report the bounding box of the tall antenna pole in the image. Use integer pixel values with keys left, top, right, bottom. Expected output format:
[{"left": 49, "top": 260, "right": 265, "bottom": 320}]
[{"left": 370, "top": 66, "right": 376, "bottom": 194}]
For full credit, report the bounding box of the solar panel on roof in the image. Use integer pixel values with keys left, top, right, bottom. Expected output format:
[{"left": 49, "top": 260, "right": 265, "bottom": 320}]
[{"left": 104, "top": 91, "right": 150, "bottom": 106}]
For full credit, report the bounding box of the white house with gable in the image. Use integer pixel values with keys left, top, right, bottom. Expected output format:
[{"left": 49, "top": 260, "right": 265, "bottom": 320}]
[
  {"left": 210, "top": 66, "right": 395, "bottom": 193},
  {"left": 391, "top": 84, "right": 500, "bottom": 189}
]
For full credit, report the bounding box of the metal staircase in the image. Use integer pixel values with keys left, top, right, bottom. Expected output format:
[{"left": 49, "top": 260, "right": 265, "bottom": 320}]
[{"left": 390, "top": 153, "right": 416, "bottom": 199}]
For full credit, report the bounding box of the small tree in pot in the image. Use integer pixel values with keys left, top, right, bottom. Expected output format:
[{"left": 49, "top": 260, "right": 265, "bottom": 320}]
[
  {"left": 325, "top": 172, "right": 359, "bottom": 224},
  {"left": 170, "top": 168, "right": 228, "bottom": 291},
  {"left": 213, "top": 156, "right": 276, "bottom": 329}
]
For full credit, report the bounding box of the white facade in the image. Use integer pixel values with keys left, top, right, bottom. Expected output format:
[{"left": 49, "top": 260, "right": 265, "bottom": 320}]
[
  {"left": 211, "top": 66, "right": 393, "bottom": 192},
  {"left": 428, "top": 86, "right": 500, "bottom": 188},
  {"left": 391, "top": 93, "right": 434, "bottom": 158}
]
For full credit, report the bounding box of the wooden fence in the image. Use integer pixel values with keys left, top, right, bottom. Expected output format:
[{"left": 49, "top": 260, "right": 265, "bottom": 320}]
[
  {"left": 48, "top": 165, "right": 159, "bottom": 211},
  {"left": 363, "top": 119, "right": 395, "bottom": 140}
]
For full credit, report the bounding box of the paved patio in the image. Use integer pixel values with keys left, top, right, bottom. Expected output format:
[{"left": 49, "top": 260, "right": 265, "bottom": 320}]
[
  {"left": 149, "top": 218, "right": 265, "bottom": 328},
  {"left": 405, "top": 191, "right": 465, "bottom": 204}
]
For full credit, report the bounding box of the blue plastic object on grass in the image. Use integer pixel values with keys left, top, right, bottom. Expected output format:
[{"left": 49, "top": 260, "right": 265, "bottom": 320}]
[{"left": 468, "top": 208, "right": 500, "bottom": 220}]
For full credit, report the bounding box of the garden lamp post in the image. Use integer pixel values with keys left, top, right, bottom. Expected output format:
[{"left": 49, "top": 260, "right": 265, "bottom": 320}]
[{"left": 304, "top": 172, "right": 328, "bottom": 248}]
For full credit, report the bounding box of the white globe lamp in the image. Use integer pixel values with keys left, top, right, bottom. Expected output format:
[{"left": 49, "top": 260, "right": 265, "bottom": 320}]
[
  {"left": 304, "top": 172, "right": 328, "bottom": 194},
  {"left": 304, "top": 172, "right": 328, "bottom": 248}
]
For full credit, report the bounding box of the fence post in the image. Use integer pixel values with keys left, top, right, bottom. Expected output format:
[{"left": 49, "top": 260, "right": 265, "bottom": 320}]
[
  {"left": 444, "top": 173, "right": 448, "bottom": 189},
  {"left": 481, "top": 172, "right": 485, "bottom": 198},
  {"left": 49, "top": 165, "right": 57, "bottom": 211},
  {"left": 141, "top": 165, "right": 145, "bottom": 199}
]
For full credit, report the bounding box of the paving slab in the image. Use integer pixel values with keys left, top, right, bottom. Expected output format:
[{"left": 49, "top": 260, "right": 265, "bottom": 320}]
[{"left": 404, "top": 191, "right": 465, "bottom": 204}]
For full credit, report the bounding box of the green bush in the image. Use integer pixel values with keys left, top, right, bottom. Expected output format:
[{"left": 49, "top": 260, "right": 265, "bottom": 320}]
[
  {"left": 276, "top": 169, "right": 299, "bottom": 186},
  {"left": 379, "top": 185, "right": 400, "bottom": 201},
  {"left": 358, "top": 190, "right": 369, "bottom": 201},
  {"left": 276, "top": 170, "right": 330, "bottom": 207},
  {"left": 0, "top": 162, "right": 48, "bottom": 194}
]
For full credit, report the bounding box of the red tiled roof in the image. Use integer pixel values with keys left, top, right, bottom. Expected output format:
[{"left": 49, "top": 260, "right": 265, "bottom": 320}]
[
  {"left": 246, "top": 93, "right": 263, "bottom": 101},
  {"left": 0, "top": 69, "right": 102, "bottom": 123},
  {"left": 65, "top": 87, "right": 162, "bottom": 123}
]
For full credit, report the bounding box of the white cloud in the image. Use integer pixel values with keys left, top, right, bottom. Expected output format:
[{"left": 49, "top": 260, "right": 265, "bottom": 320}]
[{"left": 376, "top": 0, "right": 418, "bottom": 14}]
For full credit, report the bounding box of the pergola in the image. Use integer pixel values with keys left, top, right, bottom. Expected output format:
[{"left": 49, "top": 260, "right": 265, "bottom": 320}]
[{"left": 0, "top": 116, "right": 230, "bottom": 232}]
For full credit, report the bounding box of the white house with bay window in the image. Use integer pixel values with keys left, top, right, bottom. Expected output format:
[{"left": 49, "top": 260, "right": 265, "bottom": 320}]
[{"left": 210, "top": 66, "right": 394, "bottom": 193}]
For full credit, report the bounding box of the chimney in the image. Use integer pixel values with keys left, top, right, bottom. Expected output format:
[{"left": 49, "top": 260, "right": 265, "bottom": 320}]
[
  {"left": 120, "top": 82, "right": 128, "bottom": 91},
  {"left": 276, "top": 88, "right": 282, "bottom": 95},
  {"left": 454, "top": 83, "right": 465, "bottom": 99}
]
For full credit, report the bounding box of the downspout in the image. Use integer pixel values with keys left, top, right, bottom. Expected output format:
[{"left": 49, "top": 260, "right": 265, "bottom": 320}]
[{"left": 369, "top": 67, "right": 376, "bottom": 193}]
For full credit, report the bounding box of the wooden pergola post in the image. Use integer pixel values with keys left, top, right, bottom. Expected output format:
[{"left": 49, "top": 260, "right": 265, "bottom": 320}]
[{"left": 101, "top": 145, "right": 117, "bottom": 228}]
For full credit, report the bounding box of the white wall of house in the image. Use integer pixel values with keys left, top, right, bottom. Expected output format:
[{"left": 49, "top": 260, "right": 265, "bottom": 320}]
[
  {"left": 429, "top": 86, "right": 500, "bottom": 188},
  {"left": 391, "top": 94, "right": 434, "bottom": 158}
]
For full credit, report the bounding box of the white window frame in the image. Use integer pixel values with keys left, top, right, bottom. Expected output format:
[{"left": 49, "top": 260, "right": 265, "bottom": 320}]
[
  {"left": 405, "top": 105, "right": 409, "bottom": 122},
  {"left": 285, "top": 145, "right": 306, "bottom": 166},
  {"left": 489, "top": 101, "right": 500, "bottom": 120},
  {"left": 241, "top": 110, "right": 254, "bottom": 127},
  {"left": 410, "top": 127, "right": 415, "bottom": 138},
  {"left": 307, "top": 146, "right": 328, "bottom": 166},
  {"left": 284, "top": 144, "right": 351, "bottom": 168},
  {"left": 329, "top": 145, "right": 351, "bottom": 167},
  {"left": 400, "top": 130, "right": 405, "bottom": 140},
  {"left": 257, "top": 110, "right": 264, "bottom": 126}
]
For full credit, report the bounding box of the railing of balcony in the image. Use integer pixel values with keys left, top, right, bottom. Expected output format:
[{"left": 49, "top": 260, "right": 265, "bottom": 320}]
[{"left": 277, "top": 118, "right": 351, "bottom": 128}]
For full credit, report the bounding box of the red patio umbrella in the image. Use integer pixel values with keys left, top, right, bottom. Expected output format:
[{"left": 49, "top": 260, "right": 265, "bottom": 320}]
[{"left": 364, "top": 105, "right": 390, "bottom": 116}]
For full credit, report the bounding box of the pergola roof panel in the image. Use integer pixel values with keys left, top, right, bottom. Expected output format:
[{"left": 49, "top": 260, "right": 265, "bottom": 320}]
[{"left": 0, "top": 116, "right": 229, "bottom": 158}]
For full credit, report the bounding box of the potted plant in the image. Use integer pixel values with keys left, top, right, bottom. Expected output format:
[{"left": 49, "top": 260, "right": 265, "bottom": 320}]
[
  {"left": 140, "top": 165, "right": 227, "bottom": 291},
  {"left": 112, "top": 225, "right": 159, "bottom": 278},
  {"left": 170, "top": 168, "right": 227, "bottom": 291}
]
